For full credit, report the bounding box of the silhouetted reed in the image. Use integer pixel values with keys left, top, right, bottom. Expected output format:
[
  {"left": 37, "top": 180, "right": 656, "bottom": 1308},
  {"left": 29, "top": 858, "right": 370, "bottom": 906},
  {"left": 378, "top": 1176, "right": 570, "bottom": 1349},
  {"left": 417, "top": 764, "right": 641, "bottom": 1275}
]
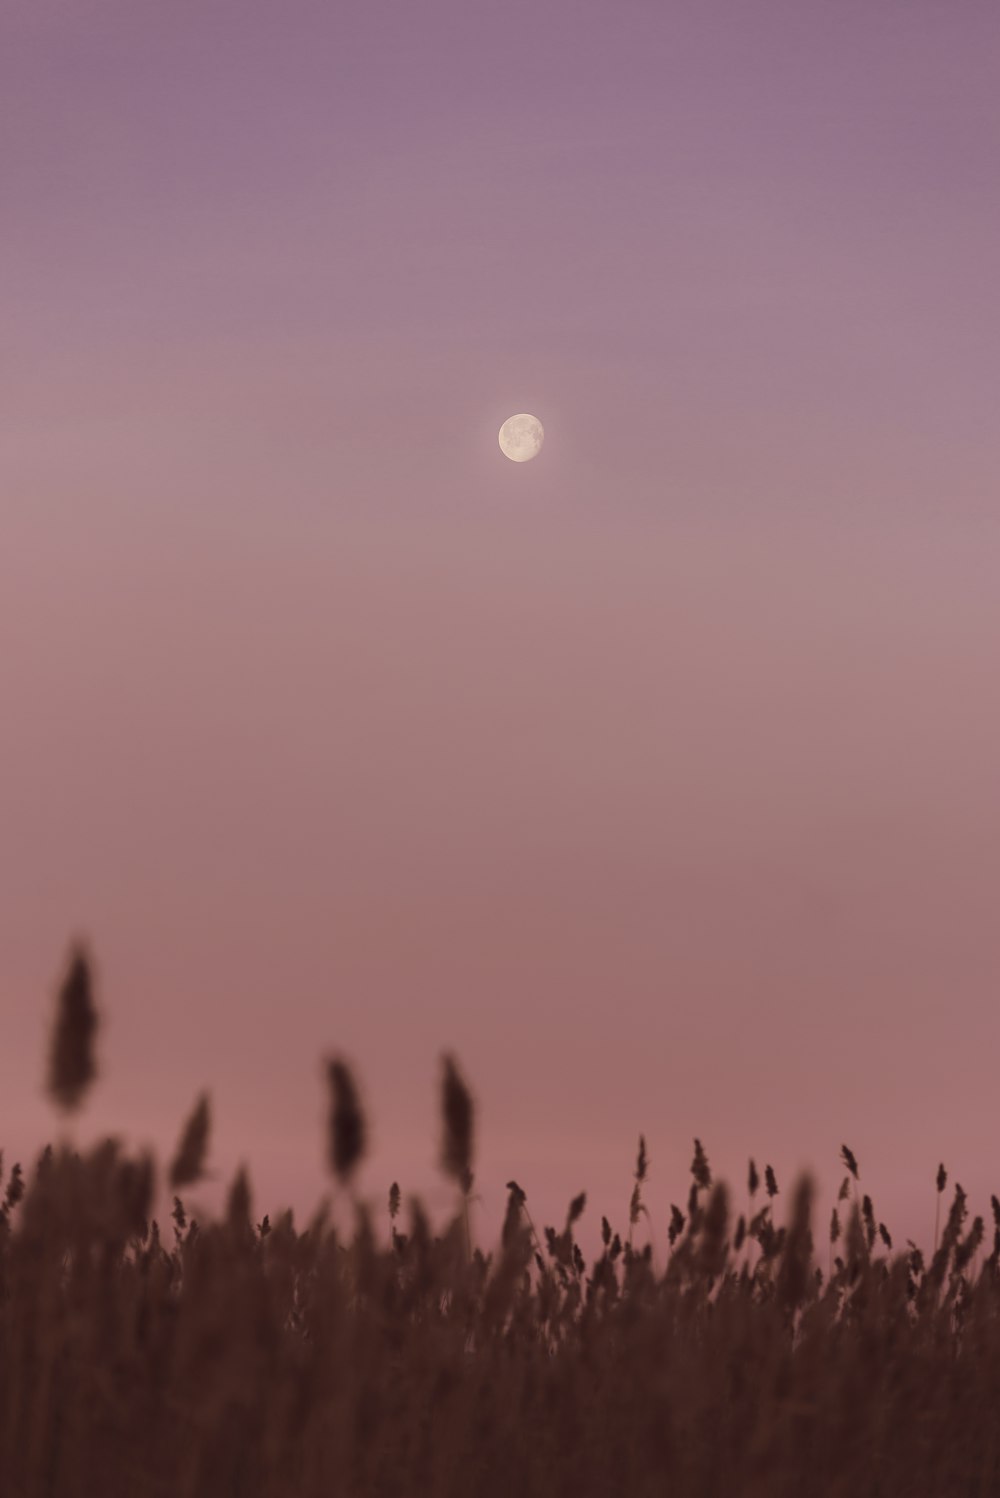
[
  {"left": 169, "top": 1092, "right": 211, "bottom": 1188},
  {"left": 46, "top": 945, "right": 98, "bottom": 1110},
  {"left": 439, "top": 1052, "right": 474, "bottom": 1193},
  {"left": 326, "top": 1056, "right": 365, "bottom": 1185}
]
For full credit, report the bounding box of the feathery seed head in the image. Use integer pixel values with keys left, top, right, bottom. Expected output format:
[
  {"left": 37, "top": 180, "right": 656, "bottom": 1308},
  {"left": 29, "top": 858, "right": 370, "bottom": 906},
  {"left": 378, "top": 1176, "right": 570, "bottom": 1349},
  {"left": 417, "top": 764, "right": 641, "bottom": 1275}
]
[
  {"left": 635, "top": 1134, "right": 648, "bottom": 1184},
  {"left": 440, "top": 1053, "right": 474, "bottom": 1187},
  {"left": 48, "top": 944, "right": 99, "bottom": 1111},
  {"left": 691, "top": 1139, "right": 711, "bottom": 1190},
  {"left": 326, "top": 1057, "right": 366, "bottom": 1184},
  {"left": 567, "top": 1191, "right": 586, "bottom": 1226},
  {"left": 169, "top": 1092, "right": 211, "bottom": 1190}
]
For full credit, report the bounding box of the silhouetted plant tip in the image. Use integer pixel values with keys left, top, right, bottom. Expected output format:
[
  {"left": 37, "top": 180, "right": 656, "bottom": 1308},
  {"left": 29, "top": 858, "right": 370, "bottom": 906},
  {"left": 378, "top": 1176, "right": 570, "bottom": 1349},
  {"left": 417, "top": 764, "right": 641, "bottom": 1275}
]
[
  {"left": 635, "top": 1133, "right": 647, "bottom": 1183},
  {"left": 326, "top": 1057, "right": 366, "bottom": 1185},
  {"left": 690, "top": 1138, "right": 711, "bottom": 1190},
  {"left": 47, "top": 945, "right": 98, "bottom": 1111},
  {"left": 502, "top": 1181, "right": 527, "bottom": 1249},
  {"left": 748, "top": 1158, "right": 759, "bottom": 1197},
  {"left": 440, "top": 1053, "right": 474, "bottom": 1189},
  {"left": 388, "top": 1181, "right": 401, "bottom": 1220},
  {"left": 935, "top": 1163, "right": 949, "bottom": 1252},
  {"left": 764, "top": 1164, "right": 778, "bottom": 1198},
  {"left": 567, "top": 1191, "right": 586, "bottom": 1226},
  {"left": 168, "top": 1091, "right": 211, "bottom": 1189},
  {"left": 841, "top": 1144, "right": 859, "bottom": 1180}
]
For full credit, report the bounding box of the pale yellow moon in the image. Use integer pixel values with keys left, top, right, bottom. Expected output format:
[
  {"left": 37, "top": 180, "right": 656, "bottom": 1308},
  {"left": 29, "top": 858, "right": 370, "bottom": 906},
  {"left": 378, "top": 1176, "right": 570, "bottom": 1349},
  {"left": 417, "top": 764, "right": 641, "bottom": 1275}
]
[{"left": 499, "top": 412, "right": 544, "bottom": 462}]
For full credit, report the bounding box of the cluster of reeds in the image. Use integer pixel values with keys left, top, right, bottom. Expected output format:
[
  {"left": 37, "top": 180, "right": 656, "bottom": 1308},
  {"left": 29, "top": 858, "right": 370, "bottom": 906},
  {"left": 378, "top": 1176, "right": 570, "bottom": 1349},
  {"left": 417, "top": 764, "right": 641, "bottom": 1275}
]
[{"left": 2, "top": 945, "right": 1000, "bottom": 1497}]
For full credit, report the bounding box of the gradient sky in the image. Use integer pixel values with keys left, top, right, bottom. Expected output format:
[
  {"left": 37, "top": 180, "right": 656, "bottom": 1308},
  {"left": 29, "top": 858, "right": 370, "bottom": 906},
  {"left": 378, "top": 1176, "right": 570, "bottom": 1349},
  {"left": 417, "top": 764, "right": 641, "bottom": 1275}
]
[{"left": 3, "top": 1, "right": 999, "bottom": 1256}]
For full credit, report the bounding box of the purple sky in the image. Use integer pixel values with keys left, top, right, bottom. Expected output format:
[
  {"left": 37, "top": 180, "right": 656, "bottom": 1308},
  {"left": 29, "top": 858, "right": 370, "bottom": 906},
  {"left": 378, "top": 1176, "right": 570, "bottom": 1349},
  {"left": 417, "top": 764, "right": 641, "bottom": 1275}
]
[{"left": 3, "top": 1, "right": 999, "bottom": 1255}]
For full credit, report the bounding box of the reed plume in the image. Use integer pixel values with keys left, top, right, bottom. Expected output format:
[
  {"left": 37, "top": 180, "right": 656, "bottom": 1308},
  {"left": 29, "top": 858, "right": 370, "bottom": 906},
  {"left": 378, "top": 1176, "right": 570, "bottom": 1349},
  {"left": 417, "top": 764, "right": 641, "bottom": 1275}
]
[
  {"left": 169, "top": 1091, "right": 211, "bottom": 1189},
  {"left": 326, "top": 1057, "right": 366, "bottom": 1185},
  {"left": 690, "top": 1138, "right": 711, "bottom": 1190},
  {"left": 47, "top": 945, "right": 98, "bottom": 1111},
  {"left": 440, "top": 1053, "right": 474, "bottom": 1193}
]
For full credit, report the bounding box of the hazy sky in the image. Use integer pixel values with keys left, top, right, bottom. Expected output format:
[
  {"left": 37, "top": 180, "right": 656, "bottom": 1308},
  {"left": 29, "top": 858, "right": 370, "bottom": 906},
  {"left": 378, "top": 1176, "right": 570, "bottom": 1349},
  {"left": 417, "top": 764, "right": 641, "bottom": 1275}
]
[{"left": 3, "top": 1, "right": 999, "bottom": 1254}]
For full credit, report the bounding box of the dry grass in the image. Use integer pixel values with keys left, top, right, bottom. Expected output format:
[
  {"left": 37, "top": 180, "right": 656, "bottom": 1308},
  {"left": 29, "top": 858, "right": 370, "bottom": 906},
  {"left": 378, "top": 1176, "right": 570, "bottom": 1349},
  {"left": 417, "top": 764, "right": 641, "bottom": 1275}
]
[{"left": 1, "top": 948, "right": 999, "bottom": 1496}]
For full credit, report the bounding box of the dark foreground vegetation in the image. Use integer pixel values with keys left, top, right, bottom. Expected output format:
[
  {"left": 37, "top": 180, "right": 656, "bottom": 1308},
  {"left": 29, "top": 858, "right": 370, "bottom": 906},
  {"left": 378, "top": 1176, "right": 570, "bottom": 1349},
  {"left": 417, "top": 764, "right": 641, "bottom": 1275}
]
[{"left": 3, "top": 947, "right": 1000, "bottom": 1497}]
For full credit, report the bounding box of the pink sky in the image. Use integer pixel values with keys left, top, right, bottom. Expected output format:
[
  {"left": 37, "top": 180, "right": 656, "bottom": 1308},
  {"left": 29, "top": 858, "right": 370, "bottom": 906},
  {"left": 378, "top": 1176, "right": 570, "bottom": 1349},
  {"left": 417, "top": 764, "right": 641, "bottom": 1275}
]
[{"left": 2, "top": 1, "right": 999, "bottom": 1256}]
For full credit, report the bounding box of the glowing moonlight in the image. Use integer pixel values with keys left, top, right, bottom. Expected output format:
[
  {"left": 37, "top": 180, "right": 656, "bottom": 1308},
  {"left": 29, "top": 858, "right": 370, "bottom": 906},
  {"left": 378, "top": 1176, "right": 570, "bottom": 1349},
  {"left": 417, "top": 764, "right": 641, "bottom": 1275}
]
[{"left": 499, "top": 412, "right": 544, "bottom": 462}]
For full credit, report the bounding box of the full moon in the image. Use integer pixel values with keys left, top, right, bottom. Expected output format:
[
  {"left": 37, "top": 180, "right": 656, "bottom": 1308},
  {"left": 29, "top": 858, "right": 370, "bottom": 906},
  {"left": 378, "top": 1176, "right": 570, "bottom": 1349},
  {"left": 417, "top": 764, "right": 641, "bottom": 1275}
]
[{"left": 499, "top": 412, "right": 544, "bottom": 462}]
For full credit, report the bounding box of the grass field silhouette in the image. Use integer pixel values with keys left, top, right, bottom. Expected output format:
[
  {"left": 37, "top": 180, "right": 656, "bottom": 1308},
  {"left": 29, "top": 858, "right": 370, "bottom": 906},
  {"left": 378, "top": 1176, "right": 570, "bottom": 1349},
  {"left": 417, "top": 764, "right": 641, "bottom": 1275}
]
[{"left": 2, "top": 944, "right": 998, "bottom": 1496}]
